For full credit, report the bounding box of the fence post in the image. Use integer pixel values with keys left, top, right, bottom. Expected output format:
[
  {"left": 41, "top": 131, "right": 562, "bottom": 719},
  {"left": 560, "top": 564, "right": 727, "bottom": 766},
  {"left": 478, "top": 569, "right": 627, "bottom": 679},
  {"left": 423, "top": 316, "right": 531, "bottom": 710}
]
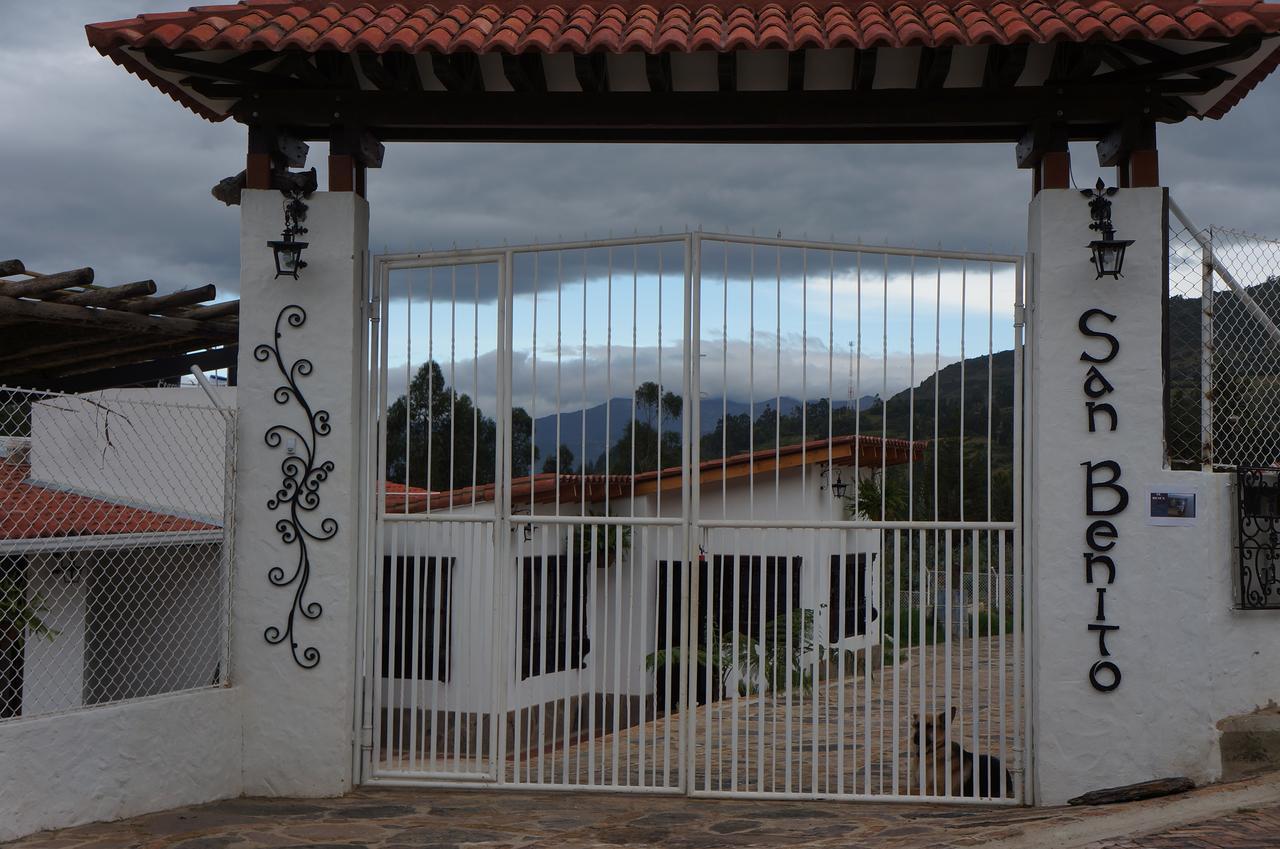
[{"left": 1201, "top": 229, "right": 1214, "bottom": 470}]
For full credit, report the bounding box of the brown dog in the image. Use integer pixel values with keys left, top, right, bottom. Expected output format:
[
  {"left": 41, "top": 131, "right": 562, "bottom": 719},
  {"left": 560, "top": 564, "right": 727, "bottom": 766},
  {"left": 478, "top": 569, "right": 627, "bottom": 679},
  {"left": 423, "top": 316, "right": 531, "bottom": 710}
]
[{"left": 909, "top": 707, "right": 1014, "bottom": 798}]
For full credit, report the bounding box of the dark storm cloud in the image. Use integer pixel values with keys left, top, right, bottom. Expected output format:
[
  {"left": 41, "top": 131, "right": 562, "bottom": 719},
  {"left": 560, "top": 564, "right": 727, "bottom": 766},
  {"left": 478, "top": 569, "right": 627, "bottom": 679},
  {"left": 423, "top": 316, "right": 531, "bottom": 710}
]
[{"left": 2, "top": 1, "right": 1278, "bottom": 301}]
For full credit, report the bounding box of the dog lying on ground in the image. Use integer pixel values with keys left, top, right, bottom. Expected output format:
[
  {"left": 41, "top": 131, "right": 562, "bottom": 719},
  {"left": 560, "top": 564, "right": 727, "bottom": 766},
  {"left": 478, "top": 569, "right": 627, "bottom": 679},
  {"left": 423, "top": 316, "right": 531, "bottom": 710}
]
[{"left": 909, "top": 707, "right": 1014, "bottom": 798}]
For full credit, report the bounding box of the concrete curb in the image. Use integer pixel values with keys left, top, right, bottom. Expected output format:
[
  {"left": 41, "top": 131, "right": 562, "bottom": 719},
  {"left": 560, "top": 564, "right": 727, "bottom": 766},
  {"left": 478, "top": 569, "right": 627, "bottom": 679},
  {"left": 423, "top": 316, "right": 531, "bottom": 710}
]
[{"left": 983, "top": 774, "right": 1280, "bottom": 849}]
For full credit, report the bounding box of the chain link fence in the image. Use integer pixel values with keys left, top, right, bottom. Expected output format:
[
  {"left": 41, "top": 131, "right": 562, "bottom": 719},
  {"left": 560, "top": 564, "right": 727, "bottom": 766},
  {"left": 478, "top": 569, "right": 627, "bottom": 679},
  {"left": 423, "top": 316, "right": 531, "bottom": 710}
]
[
  {"left": 0, "top": 386, "right": 235, "bottom": 721},
  {"left": 1167, "top": 205, "right": 1280, "bottom": 470}
]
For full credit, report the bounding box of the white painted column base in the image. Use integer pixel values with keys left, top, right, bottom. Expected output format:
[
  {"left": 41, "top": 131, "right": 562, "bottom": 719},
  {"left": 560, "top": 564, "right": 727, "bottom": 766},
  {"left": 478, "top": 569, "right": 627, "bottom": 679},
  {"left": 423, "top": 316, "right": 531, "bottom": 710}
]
[
  {"left": 1028, "top": 188, "right": 1278, "bottom": 804},
  {"left": 234, "top": 190, "right": 368, "bottom": 796}
]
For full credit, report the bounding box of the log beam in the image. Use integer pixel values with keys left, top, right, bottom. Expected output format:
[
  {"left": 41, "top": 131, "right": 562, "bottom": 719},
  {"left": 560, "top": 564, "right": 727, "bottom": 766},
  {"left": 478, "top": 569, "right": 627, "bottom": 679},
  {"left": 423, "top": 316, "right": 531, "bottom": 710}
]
[
  {"left": 0, "top": 295, "right": 238, "bottom": 340},
  {"left": 48, "top": 281, "right": 157, "bottom": 307},
  {"left": 118, "top": 285, "right": 218, "bottom": 315},
  {"left": 0, "top": 268, "right": 95, "bottom": 299},
  {"left": 47, "top": 347, "right": 240, "bottom": 394},
  {"left": 182, "top": 301, "right": 240, "bottom": 321},
  {"left": 3, "top": 334, "right": 218, "bottom": 375}
]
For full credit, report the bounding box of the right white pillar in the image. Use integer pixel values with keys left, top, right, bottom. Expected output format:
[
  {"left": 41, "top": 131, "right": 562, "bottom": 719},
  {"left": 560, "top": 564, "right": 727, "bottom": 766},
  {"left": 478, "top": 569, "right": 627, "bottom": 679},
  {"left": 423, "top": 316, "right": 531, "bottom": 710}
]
[{"left": 1028, "top": 187, "right": 1209, "bottom": 804}]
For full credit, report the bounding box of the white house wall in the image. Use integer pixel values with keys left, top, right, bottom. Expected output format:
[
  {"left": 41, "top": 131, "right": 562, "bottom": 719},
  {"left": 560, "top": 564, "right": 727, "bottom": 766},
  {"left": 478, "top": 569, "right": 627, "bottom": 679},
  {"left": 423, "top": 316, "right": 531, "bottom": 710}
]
[
  {"left": 20, "top": 544, "right": 224, "bottom": 718},
  {"left": 22, "top": 553, "right": 85, "bottom": 716},
  {"left": 29, "top": 387, "right": 233, "bottom": 521},
  {"left": 386, "top": 462, "right": 881, "bottom": 717}
]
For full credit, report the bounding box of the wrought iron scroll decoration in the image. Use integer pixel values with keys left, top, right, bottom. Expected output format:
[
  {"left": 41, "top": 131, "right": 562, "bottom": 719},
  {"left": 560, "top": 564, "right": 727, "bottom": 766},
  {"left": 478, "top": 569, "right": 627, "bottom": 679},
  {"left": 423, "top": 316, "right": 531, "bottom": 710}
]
[
  {"left": 1235, "top": 465, "right": 1280, "bottom": 610},
  {"left": 256, "top": 304, "right": 338, "bottom": 668}
]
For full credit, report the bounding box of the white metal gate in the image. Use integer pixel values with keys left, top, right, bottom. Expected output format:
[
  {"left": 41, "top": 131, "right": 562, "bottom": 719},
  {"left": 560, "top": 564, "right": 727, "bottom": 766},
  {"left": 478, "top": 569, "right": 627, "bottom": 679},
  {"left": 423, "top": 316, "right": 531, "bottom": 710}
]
[{"left": 358, "top": 234, "right": 1026, "bottom": 803}]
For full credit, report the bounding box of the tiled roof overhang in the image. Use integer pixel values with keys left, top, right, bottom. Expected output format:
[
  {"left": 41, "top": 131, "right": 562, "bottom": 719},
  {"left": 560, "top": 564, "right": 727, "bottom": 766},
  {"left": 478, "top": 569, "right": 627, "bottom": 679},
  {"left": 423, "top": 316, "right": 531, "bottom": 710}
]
[
  {"left": 384, "top": 434, "right": 926, "bottom": 513},
  {"left": 86, "top": 1, "right": 1280, "bottom": 141},
  {"left": 0, "top": 462, "right": 218, "bottom": 541}
]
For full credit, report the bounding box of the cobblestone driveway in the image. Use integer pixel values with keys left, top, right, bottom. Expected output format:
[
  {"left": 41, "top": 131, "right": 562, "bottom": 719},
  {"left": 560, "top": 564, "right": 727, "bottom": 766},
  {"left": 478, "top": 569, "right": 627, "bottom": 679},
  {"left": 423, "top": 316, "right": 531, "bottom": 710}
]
[{"left": 8, "top": 774, "right": 1280, "bottom": 849}]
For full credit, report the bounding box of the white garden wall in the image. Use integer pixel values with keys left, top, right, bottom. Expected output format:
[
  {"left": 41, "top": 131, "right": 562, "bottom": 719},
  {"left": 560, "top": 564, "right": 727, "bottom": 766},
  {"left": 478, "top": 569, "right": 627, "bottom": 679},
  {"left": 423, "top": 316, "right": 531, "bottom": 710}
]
[{"left": 0, "top": 686, "right": 242, "bottom": 842}]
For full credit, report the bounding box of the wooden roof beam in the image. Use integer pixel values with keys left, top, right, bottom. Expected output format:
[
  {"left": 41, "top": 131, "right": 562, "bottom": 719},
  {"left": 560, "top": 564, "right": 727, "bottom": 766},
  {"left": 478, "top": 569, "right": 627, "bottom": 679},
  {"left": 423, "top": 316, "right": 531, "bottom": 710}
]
[
  {"left": 180, "top": 300, "right": 240, "bottom": 321},
  {"left": 118, "top": 284, "right": 217, "bottom": 315},
  {"left": 48, "top": 281, "right": 157, "bottom": 307},
  {"left": 0, "top": 295, "right": 237, "bottom": 340},
  {"left": 47, "top": 347, "right": 238, "bottom": 394},
  {"left": 0, "top": 267, "right": 95, "bottom": 299},
  {"left": 4, "top": 334, "right": 222, "bottom": 375}
]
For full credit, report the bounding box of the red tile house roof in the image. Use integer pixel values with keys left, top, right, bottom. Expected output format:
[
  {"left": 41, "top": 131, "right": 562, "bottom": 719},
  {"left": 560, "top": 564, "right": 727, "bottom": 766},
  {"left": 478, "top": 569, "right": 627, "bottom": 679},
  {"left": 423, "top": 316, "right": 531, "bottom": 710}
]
[
  {"left": 0, "top": 461, "right": 217, "bottom": 541},
  {"left": 86, "top": 1, "right": 1280, "bottom": 130},
  {"left": 385, "top": 433, "right": 925, "bottom": 512},
  {"left": 85, "top": 1, "right": 1280, "bottom": 55}
]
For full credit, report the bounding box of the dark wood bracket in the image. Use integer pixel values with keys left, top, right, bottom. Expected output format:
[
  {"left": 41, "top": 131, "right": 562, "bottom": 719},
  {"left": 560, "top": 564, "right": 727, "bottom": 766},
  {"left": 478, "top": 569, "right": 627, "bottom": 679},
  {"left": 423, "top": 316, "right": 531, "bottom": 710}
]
[
  {"left": 1017, "top": 122, "right": 1071, "bottom": 195},
  {"left": 247, "top": 125, "right": 311, "bottom": 190},
  {"left": 329, "top": 126, "right": 385, "bottom": 196},
  {"left": 1097, "top": 120, "right": 1159, "bottom": 188}
]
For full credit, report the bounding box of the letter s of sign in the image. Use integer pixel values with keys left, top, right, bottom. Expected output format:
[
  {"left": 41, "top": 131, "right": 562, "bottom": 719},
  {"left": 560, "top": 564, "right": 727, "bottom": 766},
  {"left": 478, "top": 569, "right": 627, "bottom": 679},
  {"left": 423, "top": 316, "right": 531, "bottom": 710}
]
[{"left": 1079, "top": 308, "right": 1120, "bottom": 364}]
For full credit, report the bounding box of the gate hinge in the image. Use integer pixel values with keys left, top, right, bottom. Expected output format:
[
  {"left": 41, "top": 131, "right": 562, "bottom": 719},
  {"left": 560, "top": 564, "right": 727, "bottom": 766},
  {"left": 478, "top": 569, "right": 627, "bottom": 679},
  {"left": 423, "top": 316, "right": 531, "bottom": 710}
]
[
  {"left": 368, "top": 298, "right": 380, "bottom": 323},
  {"left": 1013, "top": 304, "right": 1027, "bottom": 327},
  {"left": 360, "top": 724, "right": 373, "bottom": 751}
]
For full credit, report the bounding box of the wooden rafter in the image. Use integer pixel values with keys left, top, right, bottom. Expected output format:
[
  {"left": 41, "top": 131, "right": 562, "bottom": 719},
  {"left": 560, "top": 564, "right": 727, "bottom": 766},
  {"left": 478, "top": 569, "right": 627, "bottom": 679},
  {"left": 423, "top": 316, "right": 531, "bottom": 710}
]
[{"left": 0, "top": 259, "right": 239, "bottom": 391}]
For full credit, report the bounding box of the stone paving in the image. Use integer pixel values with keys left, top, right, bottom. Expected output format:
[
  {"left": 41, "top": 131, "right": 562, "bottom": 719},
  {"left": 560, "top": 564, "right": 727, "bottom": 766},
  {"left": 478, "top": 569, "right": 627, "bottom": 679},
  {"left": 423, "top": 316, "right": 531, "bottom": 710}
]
[
  {"left": 1088, "top": 801, "right": 1280, "bottom": 849},
  {"left": 0, "top": 789, "right": 1063, "bottom": 849},
  {"left": 383, "top": 635, "right": 1019, "bottom": 801},
  {"left": 8, "top": 774, "right": 1280, "bottom": 849}
]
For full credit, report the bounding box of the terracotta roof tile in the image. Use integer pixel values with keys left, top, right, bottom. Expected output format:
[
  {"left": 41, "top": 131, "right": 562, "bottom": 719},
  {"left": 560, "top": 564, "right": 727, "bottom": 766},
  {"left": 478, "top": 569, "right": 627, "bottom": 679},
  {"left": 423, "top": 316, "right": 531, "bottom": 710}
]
[
  {"left": 86, "top": 1, "right": 1280, "bottom": 116},
  {"left": 0, "top": 462, "right": 218, "bottom": 541},
  {"left": 383, "top": 434, "right": 927, "bottom": 513},
  {"left": 86, "top": 0, "right": 1259, "bottom": 56}
]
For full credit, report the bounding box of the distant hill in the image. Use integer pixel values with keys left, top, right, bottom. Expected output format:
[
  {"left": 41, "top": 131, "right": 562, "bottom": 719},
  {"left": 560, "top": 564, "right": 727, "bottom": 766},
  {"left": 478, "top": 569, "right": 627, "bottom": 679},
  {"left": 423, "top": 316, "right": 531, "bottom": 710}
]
[{"left": 531, "top": 395, "right": 877, "bottom": 470}]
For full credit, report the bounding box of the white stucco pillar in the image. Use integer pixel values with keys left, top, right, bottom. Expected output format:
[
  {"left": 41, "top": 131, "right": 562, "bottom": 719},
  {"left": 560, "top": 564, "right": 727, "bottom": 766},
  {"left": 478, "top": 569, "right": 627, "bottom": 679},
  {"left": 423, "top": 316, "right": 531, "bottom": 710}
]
[
  {"left": 235, "top": 190, "right": 368, "bottom": 796},
  {"left": 1027, "top": 187, "right": 1236, "bottom": 804}
]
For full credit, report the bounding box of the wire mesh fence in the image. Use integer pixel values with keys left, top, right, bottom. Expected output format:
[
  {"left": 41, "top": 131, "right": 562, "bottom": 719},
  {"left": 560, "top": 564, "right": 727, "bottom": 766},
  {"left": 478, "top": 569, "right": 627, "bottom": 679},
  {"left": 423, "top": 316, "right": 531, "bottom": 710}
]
[
  {"left": 0, "top": 385, "right": 235, "bottom": 721},
  {"left": 1167, "top": 208, "right": 1280, "bottom": 470}
]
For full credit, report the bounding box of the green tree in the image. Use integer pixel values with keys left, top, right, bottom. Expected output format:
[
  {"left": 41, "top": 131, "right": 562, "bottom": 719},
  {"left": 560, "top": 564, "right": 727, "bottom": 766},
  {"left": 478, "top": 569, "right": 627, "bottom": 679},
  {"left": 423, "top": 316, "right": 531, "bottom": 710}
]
[
  {"left": 385, "top": 361, "right": 537, "bottom": 489},
  {"left": 542, "top": 444, "right": 575, "bottom": 474}
]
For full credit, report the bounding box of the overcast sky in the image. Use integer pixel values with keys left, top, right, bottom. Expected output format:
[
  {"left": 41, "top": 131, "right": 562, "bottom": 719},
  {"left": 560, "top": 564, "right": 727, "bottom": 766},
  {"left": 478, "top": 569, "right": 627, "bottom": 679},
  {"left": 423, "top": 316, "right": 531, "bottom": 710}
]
[{"left": 2, "top": 1, "right": 1279, "bottom": 302}]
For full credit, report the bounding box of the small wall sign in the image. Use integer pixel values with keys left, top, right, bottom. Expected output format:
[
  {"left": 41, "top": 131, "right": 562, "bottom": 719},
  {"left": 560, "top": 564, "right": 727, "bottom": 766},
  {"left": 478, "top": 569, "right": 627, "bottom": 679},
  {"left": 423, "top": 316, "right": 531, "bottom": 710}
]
[{"left": 1148, "top": 490, "right": 1197, "bottom": 526}]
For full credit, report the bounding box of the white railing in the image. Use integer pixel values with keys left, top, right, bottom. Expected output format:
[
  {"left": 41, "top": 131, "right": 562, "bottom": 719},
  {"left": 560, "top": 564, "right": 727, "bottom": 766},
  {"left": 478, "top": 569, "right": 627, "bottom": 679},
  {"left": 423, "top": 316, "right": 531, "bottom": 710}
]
[
  {"left": 0, "top": 385, "right": 235, "bottom": 722},
  {"left": 361, "top": 232, "right": 1025, "bottom": 803}
]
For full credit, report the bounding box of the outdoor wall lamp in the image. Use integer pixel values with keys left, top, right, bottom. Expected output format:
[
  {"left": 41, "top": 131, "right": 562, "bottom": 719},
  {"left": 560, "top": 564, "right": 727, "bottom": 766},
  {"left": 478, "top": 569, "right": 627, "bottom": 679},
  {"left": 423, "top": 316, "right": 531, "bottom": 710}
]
[
  {"left": 1081, "top": 179, "right": 1134, "bottom": 280},
  {"left": 820, "top": 464, "right": 849, "bottom": 499},
  {"left": 267, "top": 190, "right": 309, "bottom": 279},
  {"left": 831, "top": 475, "right": 849, "bottom": 499}
]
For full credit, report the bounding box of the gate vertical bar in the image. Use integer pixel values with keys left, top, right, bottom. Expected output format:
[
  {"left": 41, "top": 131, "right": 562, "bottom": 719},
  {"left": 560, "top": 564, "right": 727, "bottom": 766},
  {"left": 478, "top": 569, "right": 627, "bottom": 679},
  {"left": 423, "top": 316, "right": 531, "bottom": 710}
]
[
  {"left": 493, "top": 251, "right": 513, "bottom": 782},
  {"left": 1013, "top": 256, "right": 1028, "bottom": 802},
  {"left": 369, "top": 257, "right": 391, "bottom": 778},
  {"left": 687, "top": 233, "right": 702, "bottom": 793}
]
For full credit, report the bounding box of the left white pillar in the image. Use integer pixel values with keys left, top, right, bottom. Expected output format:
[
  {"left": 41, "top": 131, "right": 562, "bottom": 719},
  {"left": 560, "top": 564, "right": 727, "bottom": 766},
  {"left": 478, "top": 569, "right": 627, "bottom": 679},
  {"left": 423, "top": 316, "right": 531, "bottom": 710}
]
[{"left": 234, "top": 189, "right": 368, "bottom": 795}]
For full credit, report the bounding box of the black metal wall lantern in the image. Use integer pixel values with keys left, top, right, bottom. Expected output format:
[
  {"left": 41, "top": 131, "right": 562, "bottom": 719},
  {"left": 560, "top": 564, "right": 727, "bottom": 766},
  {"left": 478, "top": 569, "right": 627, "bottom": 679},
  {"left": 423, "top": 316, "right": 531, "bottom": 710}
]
[
  {"left": 831, "top": 475, "right": 849, "bottom": 499},
  {"left": 267, "top": 190, "right": 310, "bottom": 279},
  {"left": 1081, "top": 179, "right": 1135, "bottom": 279},
  {"left": 820, "top": 463, "right": 849, "bottom": 499}
]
